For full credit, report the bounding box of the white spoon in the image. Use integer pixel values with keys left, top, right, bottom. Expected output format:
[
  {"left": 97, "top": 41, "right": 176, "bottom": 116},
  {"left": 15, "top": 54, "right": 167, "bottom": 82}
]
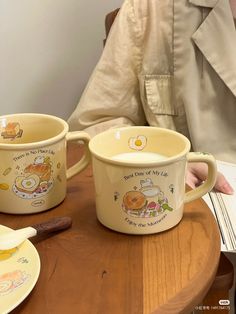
[{"left": 0, "top": 216, "right": 72, "bottom": 250}]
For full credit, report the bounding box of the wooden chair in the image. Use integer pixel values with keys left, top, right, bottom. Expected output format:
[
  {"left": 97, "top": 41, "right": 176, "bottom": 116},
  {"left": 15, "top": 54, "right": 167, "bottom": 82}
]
[
  {"left": 103, "top": 8, "right": 120, "bottom": 46},
  {"left": 103, "top": 8, "right": 235, "bottom": 310}
]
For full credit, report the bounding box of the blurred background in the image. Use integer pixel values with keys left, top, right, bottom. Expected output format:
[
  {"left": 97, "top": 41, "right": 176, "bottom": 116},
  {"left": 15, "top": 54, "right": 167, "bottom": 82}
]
[{"left": 0, "top": 0, "right": 123, "bottom": 119}]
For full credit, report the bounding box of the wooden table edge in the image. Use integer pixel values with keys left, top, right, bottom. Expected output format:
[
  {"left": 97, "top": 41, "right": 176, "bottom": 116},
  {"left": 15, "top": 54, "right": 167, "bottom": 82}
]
[{"left": 152, "top": 198, "right": 221, "bottom": 314}]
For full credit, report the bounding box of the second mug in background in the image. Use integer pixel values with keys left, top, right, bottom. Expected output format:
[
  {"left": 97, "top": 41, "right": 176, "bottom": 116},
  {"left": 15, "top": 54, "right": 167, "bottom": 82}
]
[{"left": 0, "top": 113, "right": 90, "bottom": 214}]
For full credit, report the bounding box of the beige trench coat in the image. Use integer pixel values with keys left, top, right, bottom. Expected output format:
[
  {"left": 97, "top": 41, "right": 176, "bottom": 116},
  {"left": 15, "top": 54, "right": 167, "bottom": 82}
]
[{"left": 68, "top": 0, "right": 236, "bottom": 162}]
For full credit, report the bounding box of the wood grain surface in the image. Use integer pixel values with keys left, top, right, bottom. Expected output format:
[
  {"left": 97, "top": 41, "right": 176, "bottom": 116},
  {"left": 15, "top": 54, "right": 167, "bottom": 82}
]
[{"left": 0, "top": 144, "right": 221, "bottom": 314}]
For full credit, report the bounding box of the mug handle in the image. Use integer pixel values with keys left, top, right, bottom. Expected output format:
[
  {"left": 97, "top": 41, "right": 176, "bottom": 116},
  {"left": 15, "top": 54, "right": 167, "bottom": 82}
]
[
  {"left": 65, "top": 131, "right": 91, "bottom": 179},
  {"left": 184, "top": 152, "right": 217, "bottom": 204}
]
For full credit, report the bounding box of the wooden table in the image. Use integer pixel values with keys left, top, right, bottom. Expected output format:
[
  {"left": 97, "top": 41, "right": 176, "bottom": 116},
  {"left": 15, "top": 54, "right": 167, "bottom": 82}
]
[{"left": 1, "top": 144, "right": 221, "bottom": 314}]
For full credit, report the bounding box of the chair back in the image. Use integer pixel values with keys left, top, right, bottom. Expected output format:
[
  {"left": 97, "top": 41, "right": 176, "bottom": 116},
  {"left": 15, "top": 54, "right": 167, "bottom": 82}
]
[{"left": 103, "top": 8, "right": 120, "bottom": 46}]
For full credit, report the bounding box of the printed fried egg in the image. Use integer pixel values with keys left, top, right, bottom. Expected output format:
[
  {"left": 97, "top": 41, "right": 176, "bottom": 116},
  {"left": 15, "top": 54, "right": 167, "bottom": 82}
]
[
  {"left": 15, "top": 174, "right": 40, "bottom": 193},
  {"left": 129, "top": 135, "right": 147, "bottom": 151}
]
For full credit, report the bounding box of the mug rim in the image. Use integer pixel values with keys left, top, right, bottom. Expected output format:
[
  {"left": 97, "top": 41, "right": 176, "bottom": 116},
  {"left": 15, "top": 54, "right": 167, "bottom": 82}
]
[
  {"left": 89, "top": 126, "right": 191, "bottom": 166},
  {"left": 0, "top": 113, "right": 68, "bottom": 150}
]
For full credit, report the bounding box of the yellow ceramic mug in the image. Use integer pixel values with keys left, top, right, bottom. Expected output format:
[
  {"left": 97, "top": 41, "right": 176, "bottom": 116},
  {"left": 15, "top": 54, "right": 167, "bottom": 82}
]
[
  {"left": 89, "top": 126, "right": 217, "bottom": 234},
  {"left": 0, "top": 113, "right": 90, "bottom": 214}
]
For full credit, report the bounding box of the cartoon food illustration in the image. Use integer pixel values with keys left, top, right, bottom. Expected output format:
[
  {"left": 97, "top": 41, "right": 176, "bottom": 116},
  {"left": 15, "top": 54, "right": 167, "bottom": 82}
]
[
  {"left": 0, "top": 183, "right": 9, "bottom": 191},
  {"left": 13, "top": 156, "right": 53, "bottom": 199},
  {"left": 128, "top": 135, "right": 147, "bottom": 151},
  {"left": 15, "top": 174, "right": 40, "bottom": 194},
  {"left": 147, "top": 201, "right": 161, "bottom": 212},
  {"left": 0, "top": 247, "right": 17, "bottom": 261},
  {"left": 3, "top": 167, "right": 12, "bottom": 176},
  {"left": 1, "top": 122, "right": 23, "bottom": 139},
  {"left": 140, "top": 178, "right": 161, "bottom": 197},
  {"left": 24, "top": 156, "right": 52, "bottom": 182},
  {"left": 123, "top": 191, "right": 147, "bottom": 215},
  {"left": 122, "top": 178, "right": 173, "bottom": 218},
  {"left": 0, "top": 270, "right": 30, "bottom": 296}
]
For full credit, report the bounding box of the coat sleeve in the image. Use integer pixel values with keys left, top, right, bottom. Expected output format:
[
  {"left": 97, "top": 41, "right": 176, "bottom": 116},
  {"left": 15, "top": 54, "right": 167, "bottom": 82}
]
[{"left": 68, "top": 0, "right": 146, "bottom": 136}]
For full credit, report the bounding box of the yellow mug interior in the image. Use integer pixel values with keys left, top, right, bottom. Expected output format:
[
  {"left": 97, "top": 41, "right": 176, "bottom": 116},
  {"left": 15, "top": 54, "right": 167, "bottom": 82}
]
[
  {"left": 89, "top": 127, "right": 191, "bottom": 164},
  {"left": 0, "top": 114, "right": 67, "bottom": 147}
]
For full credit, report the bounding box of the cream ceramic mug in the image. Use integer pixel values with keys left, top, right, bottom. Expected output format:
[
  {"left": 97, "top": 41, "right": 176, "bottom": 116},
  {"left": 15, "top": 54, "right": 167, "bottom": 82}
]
[
  {"left": 0, "top": 113, "right": 90, "bottom": 214},
  {"left": 89, "top": 126, "right": 217, "bottom": 234}
]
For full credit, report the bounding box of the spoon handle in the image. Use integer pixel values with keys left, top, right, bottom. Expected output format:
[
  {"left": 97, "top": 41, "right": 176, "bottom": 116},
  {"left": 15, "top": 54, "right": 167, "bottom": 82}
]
[{"left": 32, "top": 216, "right": 72, "bottom": 236}]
